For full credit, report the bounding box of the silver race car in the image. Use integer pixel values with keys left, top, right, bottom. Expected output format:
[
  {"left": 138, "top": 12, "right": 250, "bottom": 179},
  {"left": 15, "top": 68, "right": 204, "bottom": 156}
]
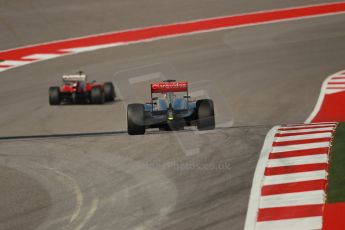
[{"left": 127, "top": 80, "right": 215, "bottom": 135}]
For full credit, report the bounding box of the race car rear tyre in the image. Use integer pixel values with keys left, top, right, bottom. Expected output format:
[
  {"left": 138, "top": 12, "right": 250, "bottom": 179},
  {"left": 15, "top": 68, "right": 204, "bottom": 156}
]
[
  {"left": 196, "top": 99, "right": 215, "bottom": 130},
  {"left": 104, "top": 82, "right": 116, "bottom": 101},
  {"left": 49, "top": 87, "right": 61, "bottom": 105},
  {"left": 127, "top": 104, "right": 146, "bottom": 135},
  {"left": 91, "top": 87, "right": 104, "bottom": 104}
]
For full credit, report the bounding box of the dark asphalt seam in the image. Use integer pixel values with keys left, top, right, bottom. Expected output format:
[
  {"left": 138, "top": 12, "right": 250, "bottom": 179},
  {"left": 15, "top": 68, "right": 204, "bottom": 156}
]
[
  {"left": 0, "top": 131, "right": 127, "bottom": 141},
  {"left": 0, "top": 124, "right": 279, "bottom": 142}
]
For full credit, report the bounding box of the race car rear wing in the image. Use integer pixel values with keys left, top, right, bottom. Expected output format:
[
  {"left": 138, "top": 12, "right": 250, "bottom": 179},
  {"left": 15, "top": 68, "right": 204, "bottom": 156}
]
[
  {"left": 150, "top": 81, "right": 189, "bottom": 110},
  {"left": 62, "top": 74, "right": 87, "bottom": 82},
  {"left": 151, "top": 82, "right": 188, "bottom": 93}
]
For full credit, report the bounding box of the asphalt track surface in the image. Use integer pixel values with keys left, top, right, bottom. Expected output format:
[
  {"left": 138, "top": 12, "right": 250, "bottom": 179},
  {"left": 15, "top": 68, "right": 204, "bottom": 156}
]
[{"left": 0, "top": 1, "right": 345, "bottom": 230}]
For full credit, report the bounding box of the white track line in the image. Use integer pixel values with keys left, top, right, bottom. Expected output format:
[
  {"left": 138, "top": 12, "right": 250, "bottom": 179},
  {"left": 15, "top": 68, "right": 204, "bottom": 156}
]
[
  {"left": 328, "top": 79, "right": 345, "bottom": 83},
  {"left": 286, "top": 122, "right": 335, "bottom": 126},
  {"left": 274, "top": 132, "right": 332, "bottom": 142},
  {"left": 326, "top": 89, "right": 345, "bottom": 94},
  {"left": 263, "top": 170, "right": 327, "bottom": 185},
  {"left": 326, "top": 83, "right": 345, "bottom": 87},
  {"left": 260, "top": 190, "right": 324, "bottom": 208},
  {"left": 256, "top": 216, "right": 322, "bottom": 230},
  {"left": 282, "top": 123, "right": 336, "bottom": 129},
  {"left": 278, "top": 127, "right": 335, "bottom": 134},
  {"left": 0, "top": 60, "right": 31, "bottom": 67},
  {"left": 23, "top": 53, "right": 63, "bottom": 60},
  {"left": 271, "top": 142, "right": 330, "bottom": 153},
  {"left": 62, "top": 43, "right": 124, "bottom": 53},
  {"left": 0, "top": 67, "right": 9, "bottom": 72},
  {"left": 267, "top": 154, "right": 328, "bottom": 167},
  {"left": 279, "top": 125, "right": 335, "bottom": 130},
  {"left": 332, "top": 74, "right": 345, "bottom": 77}
]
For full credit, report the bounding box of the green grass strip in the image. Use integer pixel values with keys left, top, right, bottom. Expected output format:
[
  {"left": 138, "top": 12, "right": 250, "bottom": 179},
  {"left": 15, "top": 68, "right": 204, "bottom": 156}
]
[{"left": 327, "top": 123, "right": 345, "bottom": 203}]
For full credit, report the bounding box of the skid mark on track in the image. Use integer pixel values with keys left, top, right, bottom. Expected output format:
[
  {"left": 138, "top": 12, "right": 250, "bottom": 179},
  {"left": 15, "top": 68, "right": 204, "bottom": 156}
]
[
  {"left": 41, "top": 166, "right": 84, "bottom": 223},
  {"left": 74, "top": 198, "right": 99, "bottom": 230}
]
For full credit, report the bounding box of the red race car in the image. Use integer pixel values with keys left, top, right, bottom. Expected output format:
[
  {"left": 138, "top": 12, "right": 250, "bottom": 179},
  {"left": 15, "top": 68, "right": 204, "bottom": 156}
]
[{"left": 49, "top": 71, "right": 116, "bottom": 105}]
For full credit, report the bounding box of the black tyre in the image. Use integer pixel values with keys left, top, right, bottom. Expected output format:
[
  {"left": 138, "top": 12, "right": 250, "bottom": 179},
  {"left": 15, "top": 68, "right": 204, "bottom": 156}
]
[
  {"left": 127, "top": 104, "right": 146, "bottom": 135},
  {"left": 91, "top": 87, "right": 104, "bottom": 104},
  {"left": 196, "top": 99, "right": 215, "bottom": 130},
  {"left": 104, "top": 82, "right": 116, "bottom": 102},
  {"left": 49, "top": 87, "right": 61, "bottom": 105}
]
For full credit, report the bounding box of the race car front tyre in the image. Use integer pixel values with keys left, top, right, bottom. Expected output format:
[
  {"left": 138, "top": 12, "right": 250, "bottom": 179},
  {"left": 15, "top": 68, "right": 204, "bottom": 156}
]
[
  {"left": 196, "top": 99, "right": 215, "bottom": 130},
  {"left": 127, "top": 104, "right": 146, "bottom": 135},
  {"left": 49, "top": 87, "right": 61, "bottom": 105},
  {"left": 91, "top": 87, "right": 104, "bottom": 104},
  {"left": 104, "top": 82, "right": 116, "bottom": 101}
]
